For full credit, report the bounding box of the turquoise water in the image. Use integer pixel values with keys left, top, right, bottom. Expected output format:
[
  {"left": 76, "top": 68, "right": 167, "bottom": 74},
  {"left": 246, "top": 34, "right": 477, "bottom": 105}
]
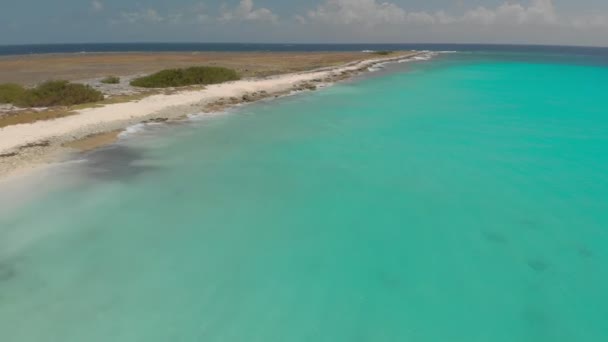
[{"left": 1, "top": 53, "right": 608, "bottom": 341}]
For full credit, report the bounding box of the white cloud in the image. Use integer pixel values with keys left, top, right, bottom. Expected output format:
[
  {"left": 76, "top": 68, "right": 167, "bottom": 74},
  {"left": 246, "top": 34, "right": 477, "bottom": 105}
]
[
  {"left": 303, "top": 0, "right": 595, "bottom": 28},
  {"left": 458, "top": 0, "right": 557, "bottom": 26},
  {"left": 98, "top": 0, "right": 607, "bottom": 46},
  {"left": 220, "top": 0, "right": 278, "bottom": 24},
  {"left": 196, "top": 13, "right": 210, "bottom": 23},
  {"left": 170, "top": 3, "right": 209, "bottom": 24},
  {"left": 295, "top": 15, "right": 308, "bottom": 25},
  {"left": 110, "top": 3, "right": 212, "bottom": 26},
  {"left": 91, "top": 0, "right": 103, "bottom": 12},
  {"left": 108, "top": 2, "right": 213, "bottom": 27},
  {"left": 115, "top": 9, "right": 164, "bottom": 24},
  {"left": 193, "top": 2, "right": 209, "bottom": 22},
  {"left": 167, "top": 12, "right": 184, "bottom": 24},
  {"left": 294, "top": 0, "right": 608, "bottom": 46},
  {"left": 571, "top": 14, "right": 608, "bottom": 29},
  {"left": 306, "top": 0, "right": 406, "bottom": 26}
]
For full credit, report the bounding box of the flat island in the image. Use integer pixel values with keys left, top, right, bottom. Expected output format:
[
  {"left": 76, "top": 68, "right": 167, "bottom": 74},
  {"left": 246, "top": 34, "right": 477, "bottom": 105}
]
[
  {"left": 0, "top": 51, "right": 420, "bottom": 178},
  {"left": 0, "top": 51, "right": 400, "bottom": 84}
]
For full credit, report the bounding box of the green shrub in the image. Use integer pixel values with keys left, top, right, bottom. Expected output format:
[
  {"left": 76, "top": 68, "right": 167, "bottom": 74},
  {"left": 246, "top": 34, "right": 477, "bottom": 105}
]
[
  {"left": 0, "top": 83, "right": 26, "bottom": 104},
  {"left": 131, "top": 66, "right": 240, "bottom": 88},
  {"left": 373, "top": 51, "right": 393, "bottom": 56},
  {"left": 101, "top": 76, "right": 120, "bottom": 84},
  {"left": 14, "top": 81, "right": 104, "bottom": 107}
]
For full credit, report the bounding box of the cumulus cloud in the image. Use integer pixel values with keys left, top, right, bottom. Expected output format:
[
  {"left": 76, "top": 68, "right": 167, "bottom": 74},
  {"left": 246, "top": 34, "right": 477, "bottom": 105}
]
[
  {"left": 167, "top": 2, "right": 209, "bottom": 24},
  {"left": 111, "top": 3, "right": 212, "bottom": 26},
  {"left": 457, "top": 0, "right": 557, "bottom": 25},
  {"left": 220, "top": 0, "right": 278, "bottom": 24},
  {"left": 570, "top": 14, "right": 608, "bottom": 29},
  {"left": 91, "top": 0, "right": 103, "bottom": 12},
  {"left": 99, "top": 0, "right": 607, "bottom": 46},
  {"left": 114, "top": 9, "right": 165, "bottom": 24},
  {"left": 192, "top": 2, "right": 210, "bottom": 23},
  {"left": 306, "top": 0, "right": 407, "bottom": 26},
  {"left": 292, "top": 0, "right": 608, "bottom": 46},
  {"left": 303, "top": 0, "right": 601, "bottom": 29}
]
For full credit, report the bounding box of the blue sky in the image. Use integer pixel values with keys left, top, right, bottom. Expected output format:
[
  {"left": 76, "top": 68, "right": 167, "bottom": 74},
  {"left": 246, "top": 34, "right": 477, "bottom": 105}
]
[{"left": 2, "top": 0, "right": 608, "bottom": 46}]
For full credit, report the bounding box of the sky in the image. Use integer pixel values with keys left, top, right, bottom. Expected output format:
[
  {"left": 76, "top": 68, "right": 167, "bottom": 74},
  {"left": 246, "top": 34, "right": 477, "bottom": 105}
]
[{"left": 2, "top": 0, "right": 608, "bottom": 46}]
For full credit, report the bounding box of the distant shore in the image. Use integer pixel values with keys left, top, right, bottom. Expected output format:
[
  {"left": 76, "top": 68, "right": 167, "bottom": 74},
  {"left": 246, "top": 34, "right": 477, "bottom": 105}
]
[{"left": 0, "top": 51, "right": 423, "bottom": 179}]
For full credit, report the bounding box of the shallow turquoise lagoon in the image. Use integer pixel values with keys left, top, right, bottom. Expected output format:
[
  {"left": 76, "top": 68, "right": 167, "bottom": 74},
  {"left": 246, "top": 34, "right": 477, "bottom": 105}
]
[{"left": 1, "top": 52, "right": 607, "bottom": 341}]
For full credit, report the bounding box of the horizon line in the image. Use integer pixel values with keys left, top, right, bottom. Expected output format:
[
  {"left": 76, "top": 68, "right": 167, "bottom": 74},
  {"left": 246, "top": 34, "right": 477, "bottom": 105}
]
[{"left": 1, "top": 42, "right": 607, "bottom": 49}]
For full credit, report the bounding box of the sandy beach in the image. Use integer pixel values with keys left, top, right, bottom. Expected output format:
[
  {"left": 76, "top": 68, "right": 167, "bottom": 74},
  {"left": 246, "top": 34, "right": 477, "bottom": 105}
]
[{"left": 0, "top": 51, "right": 421, "bottom": 178}]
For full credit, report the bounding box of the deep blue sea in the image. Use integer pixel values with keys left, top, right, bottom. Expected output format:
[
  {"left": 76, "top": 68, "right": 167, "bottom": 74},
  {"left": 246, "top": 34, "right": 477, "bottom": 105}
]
[
  {"left": 1, "top": 42, "right": 608, "bottom": 59},
  {"left": 1, "top": 45, "right": 608, "bottom": 341}
]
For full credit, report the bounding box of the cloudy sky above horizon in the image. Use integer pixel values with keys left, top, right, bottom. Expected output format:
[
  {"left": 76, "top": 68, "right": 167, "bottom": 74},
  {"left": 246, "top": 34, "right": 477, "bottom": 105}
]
[{"left": 2, "top": 0, "right": 608, "bottom": 46}]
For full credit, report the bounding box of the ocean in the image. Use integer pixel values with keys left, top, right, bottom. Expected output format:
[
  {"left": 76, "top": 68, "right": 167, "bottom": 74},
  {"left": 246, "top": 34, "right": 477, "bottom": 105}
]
[
  {"left": 1, "top": 46, "right": 607, "bottom": 341},
  {"left": 1, "top": 42, "right": 608, "bottom": 59}
]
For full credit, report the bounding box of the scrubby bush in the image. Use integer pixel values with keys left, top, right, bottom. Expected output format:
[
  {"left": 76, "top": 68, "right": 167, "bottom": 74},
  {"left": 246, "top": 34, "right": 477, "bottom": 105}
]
[
  {"left": 130, "top": 66, "right": 240, "bottom": 88},
  {"left": 374, "top": 51, "right": 394, "bottom": 56},
  {"left": 14, "top": 81, "right": 104, "bottom": 107},
  {"left": 0, "top": 83, "right": 26, "bottom": 104},
  {"left": 101, "top": 76, "right": 120, "bottom": 84}
]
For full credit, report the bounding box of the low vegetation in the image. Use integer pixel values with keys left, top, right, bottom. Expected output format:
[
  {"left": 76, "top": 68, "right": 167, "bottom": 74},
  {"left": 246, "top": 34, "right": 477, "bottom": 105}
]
[
  {"left": 100, "top": 76, "right": 120, "bottom": 84},
  {"left": 373, "top": 51, "right": 394, "bottom": 56},
  {"left": 0, "top": 81, "right": 104, "bottom": 108},
  {"left": 0, "top": 83, "right": 26, "bottom": 104},
  {"left": 130, "top": 66, "right": 240, "bottom": 88}
]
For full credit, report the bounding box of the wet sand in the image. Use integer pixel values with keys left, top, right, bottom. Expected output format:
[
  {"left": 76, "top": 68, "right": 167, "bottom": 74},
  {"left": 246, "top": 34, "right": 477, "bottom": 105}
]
[{"left": 62, "top": 131, "right": 123, "bottom": 152}]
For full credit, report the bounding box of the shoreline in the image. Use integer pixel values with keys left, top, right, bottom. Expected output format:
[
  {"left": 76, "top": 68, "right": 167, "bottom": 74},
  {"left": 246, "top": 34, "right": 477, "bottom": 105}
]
[{"left": 0, "top": 51, "right": 427, "bottom": 180}]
